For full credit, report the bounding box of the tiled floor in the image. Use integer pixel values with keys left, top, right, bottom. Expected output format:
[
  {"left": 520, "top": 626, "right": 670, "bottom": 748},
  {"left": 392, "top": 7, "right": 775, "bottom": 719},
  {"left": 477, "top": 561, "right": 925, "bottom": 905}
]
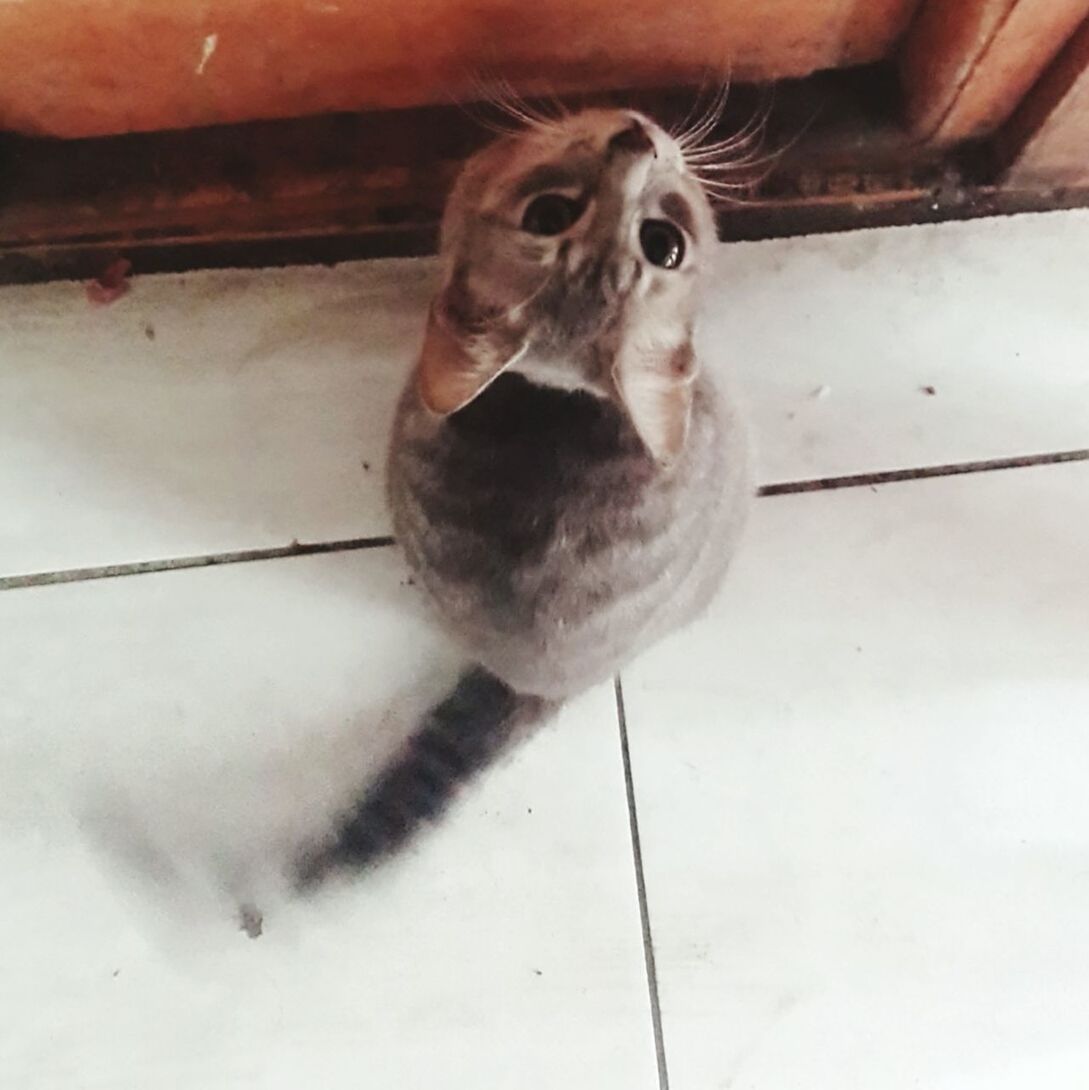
[{"left": 2, "top": 211, "right": 1088, "bottom": 1089}]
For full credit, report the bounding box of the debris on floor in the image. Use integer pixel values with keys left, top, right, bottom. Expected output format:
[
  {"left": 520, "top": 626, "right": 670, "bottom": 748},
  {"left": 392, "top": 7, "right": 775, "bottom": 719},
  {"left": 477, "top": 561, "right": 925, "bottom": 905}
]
[
  {"left": 239, "top": 903, "right": 264, "bottom": 939},
  {"left": 86, "top": 259, "right": 133, "bottom": 306}
]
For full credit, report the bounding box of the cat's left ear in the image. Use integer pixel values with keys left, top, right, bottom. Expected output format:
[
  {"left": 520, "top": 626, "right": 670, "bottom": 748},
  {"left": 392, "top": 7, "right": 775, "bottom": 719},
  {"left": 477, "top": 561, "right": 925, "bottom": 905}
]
[
  {"left": 416, "top": 289, "right": 527, "bottom": 416},
  {"left": 612, "top": 333, "right": 697, "bottom": 467}
]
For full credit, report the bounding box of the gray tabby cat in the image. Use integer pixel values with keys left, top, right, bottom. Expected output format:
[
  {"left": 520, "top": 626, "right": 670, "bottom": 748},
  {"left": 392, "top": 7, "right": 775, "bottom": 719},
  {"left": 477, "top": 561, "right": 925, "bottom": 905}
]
[{"left": 299, "top": 107, "right": 752, "bottom": 885}]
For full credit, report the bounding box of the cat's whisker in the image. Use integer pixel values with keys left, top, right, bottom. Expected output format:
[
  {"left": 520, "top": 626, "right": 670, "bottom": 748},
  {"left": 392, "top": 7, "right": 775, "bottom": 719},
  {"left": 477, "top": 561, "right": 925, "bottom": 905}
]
[
  {"left": 734, "top": 100, "right": 820, "bottom": 171},
  {"left": 698, "top": 181, "right": 759, "bottom": 198},
  {"left": 459, "top": 72, "right": 525, "bottom": 135},
  {"left": 684, "top": 136, "right": 760, "bottom": 161},
  {"left": 700, "top": 189, "right": 756, "bottom": 205},
  {"left": 675, "top": 76, "right": 731, "bottom": 149},
  {"left": 699, "top": 174, "right": 761, "bottom": 197},
  {"left": 683, "top": 122, "right": 766, "bottom": 160},
  {"left": 460, "top": 104, "right": 521, "bottom": 137},
  {"left": 689, "top": 145, "right": 776, "bottom": 172},
  {"left": 688, "top": 80, "right": 732, "bottom": 145},
  {"left": 684, "top": 144, "right": 765, "bottom": 168},
  {"left": 692, "top": 163, "right": 770, "bottom": 183},
  {"left": 492, "top": 77, "right": 539, "bottom": 121},
  {"left": 694, "top": 168, "right": 759, "bottom": 183},
  {"left": 533, "top": 78, "right": 571, "bottom": 124},
  {"left": 676, "top": 79, "right": 731, "bottom": 150},
  {"left": 682, "top": 95, "right": 778, "bottom": 197},
  {"left": 486, "top": 88, "right": 539, "bottom": 129},
  {"left": 687, "top": 151, "right": 768, "bottom": 183},
  {"left": 708, "top": 164, "right": 775, "bottom": 201},
  {"left": 445, "top": 74, "right": 507, "bottom": 130},
  {"left": 669, "top": 70, "right": 720, "bottom": 142},
  {"left": 683, "top": 100, "right": 771, "bottom": 164},
  {"left": 695, "top": 127, "right": 804, "bottom": 198},
  {"left": 464, "top": 65, "right": 560, "bottom": 134},
  {"left": 690, "top": 90, "right": 772, "bottom": 145},
  {"left": 493, "top": 75, "right": 559, "bottom": 131},
  {"left": 704, "top": 193, "right": 752, "bottom": 208},
  {"left": 695, "top": 168, "right": 765, "bottom": 191},
  {"left": 697, "top": 152, "right": 779, "bottom": 180},
  {"left": 692, "top": 175, "right": 760, "bottom": 192}
]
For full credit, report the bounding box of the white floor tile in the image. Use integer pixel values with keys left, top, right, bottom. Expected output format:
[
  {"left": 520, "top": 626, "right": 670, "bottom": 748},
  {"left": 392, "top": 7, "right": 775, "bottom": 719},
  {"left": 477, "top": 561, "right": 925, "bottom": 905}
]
[
  {"left": 4, "top": 211, "right": 1087, "bottom": 576},
  {"left": 712, "top": 210, "right": 1089, "bottom": 484},
  {"left": 0, "top": 551, "right": 657, "bottom": 1089},
  {"left": 0, "top": 260, "right": 435, "bottom": 577},
  {"left": 622, "top": 462, "right": 1089, "bottom": 1089}
]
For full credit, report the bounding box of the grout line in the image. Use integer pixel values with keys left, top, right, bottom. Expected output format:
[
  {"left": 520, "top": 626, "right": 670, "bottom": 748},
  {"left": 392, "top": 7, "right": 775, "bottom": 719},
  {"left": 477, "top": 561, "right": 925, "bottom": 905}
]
[
  {"left": 3, "top": 448, "right": 1086, "bottom": 592},
  {"left": 757, "top": 448, "right": 1089, "bottom": 496},
  {"left": 615, "top": 675, "right": 671, "bottom": 1090},
  {"left": 0, "top": 535, "right": 396, "bottom": 591}
]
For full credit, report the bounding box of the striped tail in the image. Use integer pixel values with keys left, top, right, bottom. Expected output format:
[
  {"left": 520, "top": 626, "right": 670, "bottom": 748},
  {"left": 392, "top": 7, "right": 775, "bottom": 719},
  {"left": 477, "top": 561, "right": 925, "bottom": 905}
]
[{"left": 297, "top": 667, "right": 555, "bottom": 887}]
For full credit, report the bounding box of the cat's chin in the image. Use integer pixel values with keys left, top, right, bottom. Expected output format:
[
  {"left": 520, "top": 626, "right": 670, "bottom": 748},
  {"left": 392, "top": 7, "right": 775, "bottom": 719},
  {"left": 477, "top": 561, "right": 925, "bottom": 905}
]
[{"left": 510, "top": 355, "right": 611, "bottom": 400}]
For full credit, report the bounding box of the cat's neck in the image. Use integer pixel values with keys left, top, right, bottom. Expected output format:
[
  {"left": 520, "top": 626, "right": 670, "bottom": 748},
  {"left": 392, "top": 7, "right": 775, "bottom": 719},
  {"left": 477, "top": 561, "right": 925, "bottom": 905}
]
[
  {"left": 510, "top": 348, "right": 612, "bottom": 401},
  {"left": 447, "top": 371, "right": 628, "bottom": 448}
]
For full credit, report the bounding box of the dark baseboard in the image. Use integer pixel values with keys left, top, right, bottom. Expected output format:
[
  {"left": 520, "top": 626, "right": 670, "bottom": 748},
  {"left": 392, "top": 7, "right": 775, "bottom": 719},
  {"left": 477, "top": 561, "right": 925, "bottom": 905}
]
[{"left": 2, "top": 64, "right": 1085, "bottom": 285}]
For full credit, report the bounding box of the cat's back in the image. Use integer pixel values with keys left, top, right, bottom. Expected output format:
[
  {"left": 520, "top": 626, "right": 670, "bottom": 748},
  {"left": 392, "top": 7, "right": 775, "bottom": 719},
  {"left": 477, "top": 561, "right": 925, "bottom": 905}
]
[{"left": 388, "top": 371, "right": 751, "bottom": 697}]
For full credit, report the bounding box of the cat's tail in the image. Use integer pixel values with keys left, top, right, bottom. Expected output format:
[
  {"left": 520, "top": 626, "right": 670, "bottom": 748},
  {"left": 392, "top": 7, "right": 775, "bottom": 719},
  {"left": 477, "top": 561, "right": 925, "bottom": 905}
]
[{"left": 296, "top": 666, "right": 556, "bottom": 888}]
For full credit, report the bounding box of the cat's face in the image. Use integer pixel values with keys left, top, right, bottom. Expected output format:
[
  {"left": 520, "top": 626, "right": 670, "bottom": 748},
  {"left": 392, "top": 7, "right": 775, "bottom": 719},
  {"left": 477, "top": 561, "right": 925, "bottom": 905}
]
[{"left": 419, "top": 109, "right": 718, "bottom": 465}]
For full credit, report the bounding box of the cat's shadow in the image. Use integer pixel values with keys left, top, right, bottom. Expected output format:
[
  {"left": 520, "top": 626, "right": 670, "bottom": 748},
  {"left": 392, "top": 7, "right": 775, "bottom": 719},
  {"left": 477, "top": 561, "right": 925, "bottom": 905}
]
[
  {"left": 5, "top": 254, "right": 458, "bottom": 918},
  {"left": 66, "top": 552, "right": 467, "bottom": 922}
]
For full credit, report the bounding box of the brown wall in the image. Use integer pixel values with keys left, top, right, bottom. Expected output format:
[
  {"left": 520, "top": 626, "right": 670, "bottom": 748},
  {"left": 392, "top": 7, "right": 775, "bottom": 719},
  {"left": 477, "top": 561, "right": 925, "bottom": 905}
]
[{"left": 0, "top": 0, "right": 921, "bottom": 138}]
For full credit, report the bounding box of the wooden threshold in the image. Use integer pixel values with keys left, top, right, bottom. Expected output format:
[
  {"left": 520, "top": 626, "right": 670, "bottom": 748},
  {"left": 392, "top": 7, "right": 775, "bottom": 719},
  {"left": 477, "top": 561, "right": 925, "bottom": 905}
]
[
  {"left": 1002, "top": 14, "right": 1089, "bottom": 186},
  {"left": 899, "top": 0, "right": 1089, "bottom": 144},
  {"left": 1, "top": 65, "right": 1087, "bottom": 286}
]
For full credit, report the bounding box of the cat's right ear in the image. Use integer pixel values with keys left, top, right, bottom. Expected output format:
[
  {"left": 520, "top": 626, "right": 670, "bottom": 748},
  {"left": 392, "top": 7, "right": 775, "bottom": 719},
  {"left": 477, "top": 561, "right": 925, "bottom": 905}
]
[
  {"left": 416, "top": 292, "right": 526, "bottom": 416},
  {"left": 612, "top": 334, "right": 697, "bottom": 469}
]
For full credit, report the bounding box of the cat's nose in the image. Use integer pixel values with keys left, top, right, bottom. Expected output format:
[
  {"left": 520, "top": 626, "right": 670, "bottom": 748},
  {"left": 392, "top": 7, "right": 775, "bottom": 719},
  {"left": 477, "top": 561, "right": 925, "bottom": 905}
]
[{"left": 607, "top": 120, "right": 656, "bottom": 159}]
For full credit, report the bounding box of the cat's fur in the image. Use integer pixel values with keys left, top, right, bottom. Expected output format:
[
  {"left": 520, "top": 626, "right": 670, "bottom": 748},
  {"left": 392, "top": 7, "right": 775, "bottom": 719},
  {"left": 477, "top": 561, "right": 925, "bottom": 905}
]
[{"left": 300, "top": 108, "right": 752, "bottom": 884}]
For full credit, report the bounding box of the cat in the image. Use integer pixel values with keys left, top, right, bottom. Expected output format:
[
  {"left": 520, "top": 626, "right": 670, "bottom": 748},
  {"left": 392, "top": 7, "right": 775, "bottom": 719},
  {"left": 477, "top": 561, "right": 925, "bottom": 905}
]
[{"left": 298, "top": 106, "right": 753, "bottom": 886}]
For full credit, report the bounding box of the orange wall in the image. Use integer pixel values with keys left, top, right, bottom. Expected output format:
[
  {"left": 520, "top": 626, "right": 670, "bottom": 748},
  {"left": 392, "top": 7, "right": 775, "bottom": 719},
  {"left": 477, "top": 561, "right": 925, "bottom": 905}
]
[{"left": 0, "top": 0, "right": 920, "bottom": 137}]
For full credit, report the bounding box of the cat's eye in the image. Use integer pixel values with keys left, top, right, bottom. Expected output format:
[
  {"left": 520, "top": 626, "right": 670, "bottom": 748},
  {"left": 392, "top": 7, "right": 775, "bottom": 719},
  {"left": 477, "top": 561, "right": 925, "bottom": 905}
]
[
  {"left": 640, "top": 219, "right": 685, "bottom": 270},
  {"left": 521, "top": 193, "right": 582, "bottom": 236}
]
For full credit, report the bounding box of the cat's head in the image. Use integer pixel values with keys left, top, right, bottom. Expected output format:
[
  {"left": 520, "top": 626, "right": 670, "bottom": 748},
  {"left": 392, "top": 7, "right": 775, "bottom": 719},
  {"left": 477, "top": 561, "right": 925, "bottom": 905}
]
[{"left": 417, "top": 108, "right": 719, "bottom": 466}]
